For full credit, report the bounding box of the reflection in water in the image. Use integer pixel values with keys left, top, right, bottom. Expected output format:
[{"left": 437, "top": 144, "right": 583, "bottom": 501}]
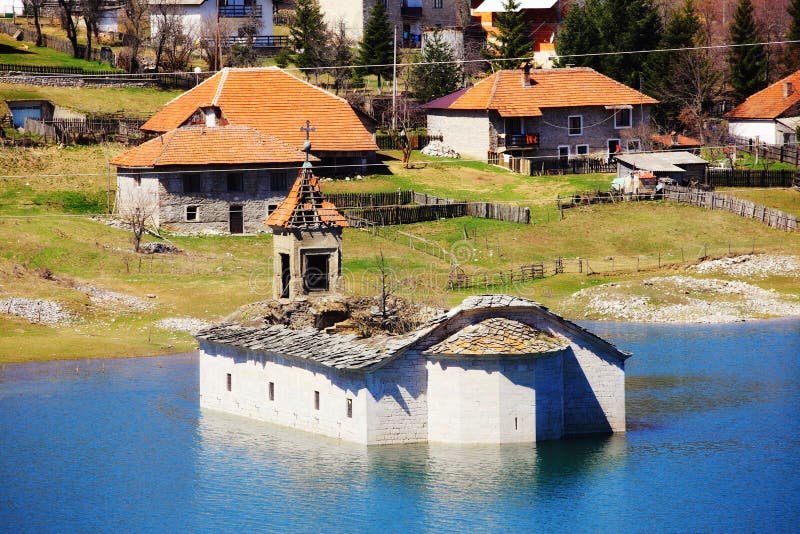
[{"left": 1, "top": 320, "right": 799, "bottom": 531}]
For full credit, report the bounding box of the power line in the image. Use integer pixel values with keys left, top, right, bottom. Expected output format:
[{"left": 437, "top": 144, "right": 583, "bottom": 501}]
[{"left": 8, "top": 39, "right": 798, "bottom": 79}]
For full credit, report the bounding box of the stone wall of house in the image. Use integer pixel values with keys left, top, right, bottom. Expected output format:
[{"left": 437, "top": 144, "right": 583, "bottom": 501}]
[
  {"left": 427, "top": 110, "right": 491, "bottom": 160},
  {"left": 426, "top": 351, "right": 565, "bottom": 444},
  {"left": 199, "top": 342, "right": 370, "bottom": 443},
  {"left": 156, "top": 167, "right": 296, "bottom": 234},
  {"left": 365, "top": 350, "right": 429, "bottom": 444}
]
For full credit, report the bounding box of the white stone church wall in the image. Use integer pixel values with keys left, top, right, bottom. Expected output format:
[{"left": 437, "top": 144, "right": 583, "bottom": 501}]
[
  {"left": 199, "top": 342, "right": 370, "bottom": 443},
  {"left": 365, "top": 350, "right": 429, "bottom": 445}
]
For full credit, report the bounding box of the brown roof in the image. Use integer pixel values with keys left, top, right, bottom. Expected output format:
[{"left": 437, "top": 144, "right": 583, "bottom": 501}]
[
  {"left": 425, "top": 317, "right": 567, "bottom": 355},
  {"left": 110, "top": 125, "right": 313, "bottom": 168},
  {"left": 423, "top": 68, "right": 658, "bottom": 117},
  {"left": 266, "top": 167, "right": 348, "bottom": 229},
  {"left": 651, "top": 133, "right": 702, "bottom": 148},
  {"left": 726, "top": 71, "right": 800, "bottom": 119},
  {"left": 141, "top": 67, "right": 378, "bottom": 152}
]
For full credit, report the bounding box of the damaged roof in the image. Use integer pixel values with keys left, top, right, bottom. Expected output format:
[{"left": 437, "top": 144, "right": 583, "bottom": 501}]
[{"left": 265, "top": 167, "right": 348, "bottom": 229}]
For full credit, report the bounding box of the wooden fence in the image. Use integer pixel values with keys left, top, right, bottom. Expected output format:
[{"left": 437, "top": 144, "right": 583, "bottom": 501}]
[
  {"left": 325, "top": 190, "right": 530, "bottom": 225},
  {"left": 488, "top": 152, "right": 616, "bottom": 175},
  {"left": 323, "top": 190, "right": 412, "bottom": 208},
  {"left": 705, "top": 168, "right": 797, "bottom": 187},
  {"left": 25, "top": 116, "right": 147, "bottom": 143},
  {"left": 413, "top": 192, "right": 531, "bottom": 224},
  {"left": 664, "top": 185, "right": 798, "bottom": 231},
  {"left": 449, "top": 262, "right": 546, "bottom": 289},
  {"left": 734, "top": 135, "right": 800, "bottom": 166},
  {"left": 0, "top": 20, "right": 109, "bottom": 65},
  {"left": 557, "top": 190, "right": 626, "bottom": 210},
  {"left": 374, "top": 133, "right": 442, "bottom": 150}
]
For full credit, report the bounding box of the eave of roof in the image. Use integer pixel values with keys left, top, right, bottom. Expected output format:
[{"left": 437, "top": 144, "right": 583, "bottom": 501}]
[{"left": 726, "top": 70, "right": 800, "bottom": 119}]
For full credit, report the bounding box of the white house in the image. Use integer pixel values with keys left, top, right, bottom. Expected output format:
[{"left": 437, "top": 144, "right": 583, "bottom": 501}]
[
  {"left": 148, "top": 0, "right": 273, "bottom": 39},
  {"left": 726, "top": 70, "right": 800, "bottom": 146}
]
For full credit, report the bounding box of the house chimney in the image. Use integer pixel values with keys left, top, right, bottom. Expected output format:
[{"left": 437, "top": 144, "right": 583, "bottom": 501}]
[
  {"left": 784, "top": 82, "right": 794, "bottom": 98},
  {"left": 522, "top": 61, "right": 532, "bottom": 86},
  {"left": 670, "top": 130, "right": 678, "bottom": 145},
  {"left": 204, "top": 107, "right": 217, "bottom": 127}
]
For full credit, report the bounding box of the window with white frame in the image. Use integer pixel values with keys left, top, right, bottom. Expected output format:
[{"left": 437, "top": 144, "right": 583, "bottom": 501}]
[
  {"left": 627, "top": 139, "right": 641, "bottom": 152},
  {"left": 558, "top": 145, "right": 570, "bottom": 158},
  {"left": 615, "top": 108, "right": 632, "bottom": 129},
  {"left": 575, "top": 144, "right": 589, "bottom": 156},
  {"left": 568, "top": 115, "right": 583, "bottom": 136}
]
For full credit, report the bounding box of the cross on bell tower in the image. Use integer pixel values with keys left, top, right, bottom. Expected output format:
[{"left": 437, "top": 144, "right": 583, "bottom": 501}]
[{"left": 300, "top": 120, "right": 315, "bottom": 168}]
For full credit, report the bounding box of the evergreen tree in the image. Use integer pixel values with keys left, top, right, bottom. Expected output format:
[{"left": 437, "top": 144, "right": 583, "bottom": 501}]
[
  {"left": 412, "top": 29, "right": 463, "bottom": 103},
  {"left": 647, "top": 0, "right": 702, "bottom": 127},
  {"left": 786, "top": 0, "right": 800, "bottom": 69},
  {"left": 556, "top": 0, "right": 662, "bottom": 88},
  {"left": 485, "top": 0, "right": 532, "bottom": 69},
  {"left": 358, "top": 1, "right": 393, "bottom": 90},
  {"left": 728, "top": 0, "right": 767, "bottom": 101},
  {"left": 290, "top": 0, "right": 329, "bottom": 76}
]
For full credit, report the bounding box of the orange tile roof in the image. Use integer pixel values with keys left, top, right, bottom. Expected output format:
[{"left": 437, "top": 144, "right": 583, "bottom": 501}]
[
  {"left": 651, "top": 133, "right": 702, "bottom": 148},
  {"left": 424, "top": 68, "right": 658, "bottom": 117},
  {"left": 141, "top": 67, "right": 377, "bottom": 153},
  {"left": 726, "top": 71, "right": 800, "bottom": 119},
  {"left": 110, "top": 125, "right": 314, "bottom": 168},
  {"left": 266, "top": 167, "right": 348, "bottom": 229}
]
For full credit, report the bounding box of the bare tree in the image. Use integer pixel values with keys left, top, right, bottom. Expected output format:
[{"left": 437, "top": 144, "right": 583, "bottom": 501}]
[
  {"left": 152, "top": 3, "right": 195, "bottom": 71},
  {"left": 57, "top": 0, "right": 81, "bottom": 58},
  {"left": 198, "top": 16, "right": 235, "bottom": 70},
  {"left": 121, "top": 0, "right": 148, "bottom": 72},
  {"left": 80, "top": 0, "right": 104, "bottom": 60},
  {"left": 329, "top": 19, "right": 353, "bottom": 94},
  {"left": 119, "top": 187, "right": 157, "bottom": 253},
  {"left": 22, "top": 0, "right": 46, "bottom": 46},
  {"left": 376, "top": 250, "right": 394, "bottom": 320}
]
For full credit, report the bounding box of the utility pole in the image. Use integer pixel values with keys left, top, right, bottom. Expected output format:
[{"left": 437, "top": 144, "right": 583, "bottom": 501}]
[
  {"left": 216, "top": 0, "right": 221, "bottom": 70},
  {"left": 392, "top": 25, "right": 397, "bottom": 131}
]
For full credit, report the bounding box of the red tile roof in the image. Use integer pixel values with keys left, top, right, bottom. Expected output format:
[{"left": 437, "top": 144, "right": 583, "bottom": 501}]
[
  {"left": 141, "top": 67, "right": 378, "bottom": 152},
  {"left": 266, "top": 167, "right": 348, "bottom": 229},
  {"left": 423, "top": 68, "right": 658, "bottom": 117},
  {"left": 110, "top": 125, "right": 314, "bottom": 168},
  {"left": 726, "top": 71, "right": 800, "bottom": 119},
  {"left": 651, "top": 133, "right": 702, "bottom": 148}
]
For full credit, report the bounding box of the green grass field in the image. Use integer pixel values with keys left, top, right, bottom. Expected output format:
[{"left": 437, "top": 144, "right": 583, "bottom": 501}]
[
  {"left": 1, "top": 144, "right": 799, "bottom": 363},
  {"left": 0, "top": 33, "right": 119, "bottom": 71}
]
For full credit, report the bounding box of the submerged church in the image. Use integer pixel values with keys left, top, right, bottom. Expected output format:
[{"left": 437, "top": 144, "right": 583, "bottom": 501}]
[{"left": 196, "top": 147, "right": 631, "bottom": 445}]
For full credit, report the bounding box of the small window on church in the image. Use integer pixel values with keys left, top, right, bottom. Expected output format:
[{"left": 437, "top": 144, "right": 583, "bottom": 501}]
[
  {"left": 186, "top": 205, "right": 198, "bottom": 221},
  {"left": 346, "top": 398, "right": 352, "bottom": 418},
  {"left": 226, "top": 373, "right": 232, "bottom": 392},
  {"left": 314, "top": 390, "right": 320, "bottom": 410},
  {"left": 268, "top": 381, "right": 274, "bottom": 401}
]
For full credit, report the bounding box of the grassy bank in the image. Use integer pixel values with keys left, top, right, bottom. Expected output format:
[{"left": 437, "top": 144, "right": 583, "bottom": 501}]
[{"left": 1, "top": 144, "right": 799, "bottom": 363}]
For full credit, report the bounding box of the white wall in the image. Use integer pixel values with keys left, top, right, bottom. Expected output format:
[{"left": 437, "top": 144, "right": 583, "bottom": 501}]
[
  {"left": 199, "top": 343, "right": 369, "bottom": 443},
  {"left": 728, "top": 119, "right": 780, "bottom": 145},
  {"left": 150, "top": 0, "right": 272, "bottom": 38},
  {"left": 427, "top": 111, "right": 491, "bottom": 160},
  {"left": 116, "top": 173, "right": 160, "bottom": 226},
  {"left": 317, "top": 0, "right": 365, "bottom": 41}
]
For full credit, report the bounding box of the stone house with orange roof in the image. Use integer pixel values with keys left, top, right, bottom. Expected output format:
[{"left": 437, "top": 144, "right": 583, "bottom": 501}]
[
  {"left": 422, "top": 66, "right": 658, "bottom": 163},
  {"left": 110, "top": 123, "right": 314, "bottom": 234},
  {"left": 726, "top": 71, "right": 800, "bottom": 146},
  {"left": 140, "top": 67, "right": 378, "bottom": 176}
]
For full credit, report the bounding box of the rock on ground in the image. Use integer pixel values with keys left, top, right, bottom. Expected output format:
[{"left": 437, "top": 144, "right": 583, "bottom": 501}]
[
  {"left": 0, "top": 298, "right": 76, "bottom": 326},
  {"left": 568, "top": 272, "right": 800, "bottom": 323},
  {"left": 690, "top": 254, "right": 800, "bottom": 278},
  {"left": 421, "top": 140, "right": 459, "bottom": 159},
  {"left": 78, "top": 286, "right": 156, "bottom": 311},
  {"left": 155, "top": 317, "right": 213, "bottom": 335}
]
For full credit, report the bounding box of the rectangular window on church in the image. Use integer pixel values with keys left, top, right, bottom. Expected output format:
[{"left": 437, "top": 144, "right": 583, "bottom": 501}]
[
  {"left": 314, "top": 390, "right": 320, "bottom": 410},
  {"left": 346, "top": 398, "right": 352, "bottom": 418},
  {"left": 268, "top": 381, "right": 274, "bottom": 401},
  {"left": 226, "top": 373, "right": 232, "bottom": 392}
]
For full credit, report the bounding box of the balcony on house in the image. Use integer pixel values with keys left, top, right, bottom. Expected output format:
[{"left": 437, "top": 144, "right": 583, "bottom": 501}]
[
  {"left": 401, "top": 0, "right": 422, "bottom": 18},
  {"left": 497, "top": 133, "right": 540, "bottom": 150},
  {"left": 218, "top": 2, "right": 263, "bottom": 18}
]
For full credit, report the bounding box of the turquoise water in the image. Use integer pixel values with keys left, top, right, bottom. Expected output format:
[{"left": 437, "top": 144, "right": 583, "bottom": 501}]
[{"left": 1, "top": 319, "right": 798, "bottom": 532}]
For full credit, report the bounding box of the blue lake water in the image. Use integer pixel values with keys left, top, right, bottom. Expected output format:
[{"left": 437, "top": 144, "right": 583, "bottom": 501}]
[{"left": 1, "top": 319, "right": 799, "bottom": 532}]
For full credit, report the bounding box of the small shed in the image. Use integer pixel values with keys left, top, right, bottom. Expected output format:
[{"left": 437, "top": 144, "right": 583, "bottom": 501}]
[{"left": 615, "top": 151, "right": 708, "bottom": 185}]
